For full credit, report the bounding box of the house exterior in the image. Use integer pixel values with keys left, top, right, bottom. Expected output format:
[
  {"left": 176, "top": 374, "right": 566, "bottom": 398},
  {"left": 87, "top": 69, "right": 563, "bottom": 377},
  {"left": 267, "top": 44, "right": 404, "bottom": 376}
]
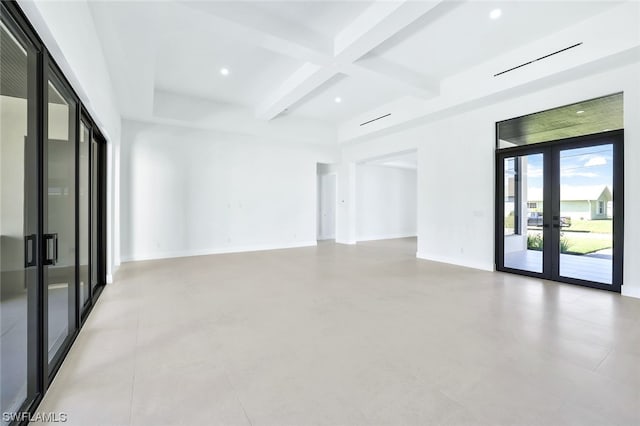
[{"left": 528, "top": 186, "right": 612, "bottom": 220}]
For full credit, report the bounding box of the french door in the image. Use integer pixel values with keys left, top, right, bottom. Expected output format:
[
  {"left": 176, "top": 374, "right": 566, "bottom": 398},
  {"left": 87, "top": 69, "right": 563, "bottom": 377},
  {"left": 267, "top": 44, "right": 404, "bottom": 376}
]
[{"left": 496, "top": 131, "right": 623, "bottom": 292}]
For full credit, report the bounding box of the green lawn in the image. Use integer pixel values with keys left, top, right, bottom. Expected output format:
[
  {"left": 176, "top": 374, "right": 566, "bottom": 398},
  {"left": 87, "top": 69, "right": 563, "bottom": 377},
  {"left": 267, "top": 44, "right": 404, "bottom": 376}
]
[
  {"left": 566, "top": 219, "right": 612, "bottom": 234},
  {"left": 563, "top": 238, "right": 612, "bottom": 255},
  {"left": 505, "top": 214, "right": 514, "bottom": 230}
]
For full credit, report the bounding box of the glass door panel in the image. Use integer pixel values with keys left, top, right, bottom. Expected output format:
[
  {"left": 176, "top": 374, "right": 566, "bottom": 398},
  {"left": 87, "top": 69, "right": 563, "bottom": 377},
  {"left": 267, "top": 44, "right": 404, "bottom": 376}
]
[
  {"left": 79, "top": 121, "right": 90, "bottom": 309},
  {"left": 90, "top": 137, "right": 99, "bottom": 293},
  {"left": 503, "top": 153, "right": 545, "bottom": 274},
  {"left": 46, "top": 76, "right": 77, "bottom": 364},
  {"left": 0, "top": 17, "right": 38, "bottom": 421},
  {"left": 559, "top": 144, "right": 613, "bottom": 285}
]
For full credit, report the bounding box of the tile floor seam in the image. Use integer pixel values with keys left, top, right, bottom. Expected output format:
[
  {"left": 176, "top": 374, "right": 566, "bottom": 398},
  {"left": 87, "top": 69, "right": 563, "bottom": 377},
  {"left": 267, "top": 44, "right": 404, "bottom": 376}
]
[
  {"left": 221, "top": 367, "right": 254, "bottom": 426},
  {"left": 593, "top": 346, "right": 613, "bottom": 372},
  {"left": 435, "top": 387, "right": 486, "bottom": 426},
  {"left": 127, "top": 310, "right": 141, "bottom": 426}
]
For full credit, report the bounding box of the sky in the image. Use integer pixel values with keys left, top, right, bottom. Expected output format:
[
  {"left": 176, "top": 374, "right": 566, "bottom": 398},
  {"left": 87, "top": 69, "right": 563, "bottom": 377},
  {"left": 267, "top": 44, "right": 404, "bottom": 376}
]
[{"left": 525, "top": 144, "right": 613, "bottom": 197}]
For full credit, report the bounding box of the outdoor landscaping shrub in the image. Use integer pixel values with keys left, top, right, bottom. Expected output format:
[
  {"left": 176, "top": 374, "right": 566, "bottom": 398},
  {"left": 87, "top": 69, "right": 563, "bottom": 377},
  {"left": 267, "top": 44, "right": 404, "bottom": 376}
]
[
  {"left": 527, "top": 234, "right": 543, "bottom": 250},
  {"left": 527, "top": 233, "right": 572, "bottom": 253},
  {"left": 559, "top": 233, "right": 571, "bottom": 253}
]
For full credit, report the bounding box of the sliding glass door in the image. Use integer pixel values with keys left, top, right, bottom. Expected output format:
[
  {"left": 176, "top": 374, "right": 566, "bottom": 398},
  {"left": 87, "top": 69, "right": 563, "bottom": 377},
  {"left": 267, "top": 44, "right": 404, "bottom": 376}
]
[
  {"left": 496, "top": 131, "right": 623, "bottom": 292},
  {"left": 1, "top": 2, "right": 108, "bottom": 422},
  {"left": 90, "top": 135, "right": 100, "bottom": 297},
  {"left": 79, "top": 120, "right": 90, "bottom": 311},
  {"left": 0, "top": 12, "right": 40, "bottom": 419},
  {"left": 44, "top": 69, "right": 77, "bottom": 366}
]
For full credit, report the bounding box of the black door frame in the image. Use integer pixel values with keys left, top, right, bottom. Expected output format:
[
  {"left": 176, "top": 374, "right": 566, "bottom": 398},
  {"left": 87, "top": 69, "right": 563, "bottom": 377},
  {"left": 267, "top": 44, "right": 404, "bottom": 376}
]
[
  {"left": 496, "top": 130, "right": 624, "bottom": 293},
  {"left": 89, "top": 129, "right": 107, "bottom": 303},
  {"left": 42, "top": 53, "right": 80, "bottom": 380}
]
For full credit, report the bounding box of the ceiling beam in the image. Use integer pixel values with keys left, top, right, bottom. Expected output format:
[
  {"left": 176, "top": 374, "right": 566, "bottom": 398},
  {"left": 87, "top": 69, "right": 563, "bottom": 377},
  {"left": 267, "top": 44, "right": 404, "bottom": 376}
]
[
  {"left": 256, "top": 0, "right": 444, "bottom": 120},
  {"left": 341, "top": 58, "right": 439, "bottom": 99},
  {"left": 177, "top": 1, "right": 332, "bottom": 65},
  {"left": 256, "top": 63, "right": 338, "bottom": 120},
  {"left": 179, "top": 0, "right": 444, "bottom": 121},
  {"left": 334, "top": 0, "right": 439, "bottom": 62}
]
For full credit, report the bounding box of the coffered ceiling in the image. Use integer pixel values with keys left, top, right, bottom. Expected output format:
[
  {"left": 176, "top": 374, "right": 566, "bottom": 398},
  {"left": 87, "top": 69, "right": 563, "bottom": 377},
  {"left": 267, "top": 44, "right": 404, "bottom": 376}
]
[{"left": 87, "top": 0, "right": 633, "bottom": 143}]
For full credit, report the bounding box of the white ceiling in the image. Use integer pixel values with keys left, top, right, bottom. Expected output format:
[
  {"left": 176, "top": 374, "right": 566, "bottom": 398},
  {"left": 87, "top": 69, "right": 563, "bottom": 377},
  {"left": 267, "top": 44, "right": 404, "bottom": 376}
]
[
  {"left": 88, "top": 0, "right": 628, "bottom": 140},
  {"left": 369, "top": 1, "right": 624, "bottom": 80},
  {"left": 364, "top": 151, "right": 418, "bottom": 169},
  {"left": 155, "top": 27, "right": 301, "bottom": 108},
  {"left": 245, "top": 1, "right": 373, "bottom": 40},
  {"left": 291, "top": 73, "right": 402, "bottom": 123}
]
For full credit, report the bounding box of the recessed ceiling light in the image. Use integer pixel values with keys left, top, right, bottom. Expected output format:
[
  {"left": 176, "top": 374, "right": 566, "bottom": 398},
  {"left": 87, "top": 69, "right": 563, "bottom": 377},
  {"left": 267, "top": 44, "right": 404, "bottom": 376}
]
[
  {"left": 220, "top": 68, "right": 230, "bottom": 76},
  {"left": 489, "top": 9, "right": 502, "bottom": 20},
  {"left": 334, "top": 97, "right": 342, "bottom": 103},
  {"left": 576, "top": 110, "right": 585, "bottom": 114}
]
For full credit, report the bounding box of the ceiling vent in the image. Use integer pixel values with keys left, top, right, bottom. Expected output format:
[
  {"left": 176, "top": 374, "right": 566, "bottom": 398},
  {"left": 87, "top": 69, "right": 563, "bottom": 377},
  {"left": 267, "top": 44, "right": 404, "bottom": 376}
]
[
  {"left": 494, "top": 42, "right": 583, "bottom": 77},
  {"left": 360, "top": 113, "right": 391, "bottom": 127}
]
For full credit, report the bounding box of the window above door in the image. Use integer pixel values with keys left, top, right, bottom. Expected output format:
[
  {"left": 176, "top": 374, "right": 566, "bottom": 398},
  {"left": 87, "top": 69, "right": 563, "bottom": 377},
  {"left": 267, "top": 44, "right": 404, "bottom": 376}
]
[{"left": 497, "top": 93, "right": 623, "bottom": 149}]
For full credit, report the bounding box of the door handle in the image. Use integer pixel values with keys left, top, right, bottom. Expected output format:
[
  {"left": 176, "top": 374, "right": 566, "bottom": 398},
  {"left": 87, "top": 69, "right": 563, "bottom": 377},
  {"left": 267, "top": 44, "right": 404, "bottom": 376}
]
[
  {"left": 542, "top": 224, "right": 550, "bottom": 228},
  {"left": 44, "top": 233, "right": 58, "bottom": 266},
  {"left": 24, "top": 234, "right": 37, "bottom": 267},
  {"left": 552, "top": 224, "right": 560, "bottom": 228}
]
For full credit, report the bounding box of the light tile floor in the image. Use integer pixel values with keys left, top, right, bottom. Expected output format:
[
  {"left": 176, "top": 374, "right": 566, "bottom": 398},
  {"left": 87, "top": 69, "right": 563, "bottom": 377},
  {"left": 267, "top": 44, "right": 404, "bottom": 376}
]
[{"left": 34, "top": 238, "right": 640, "bottom": 425}]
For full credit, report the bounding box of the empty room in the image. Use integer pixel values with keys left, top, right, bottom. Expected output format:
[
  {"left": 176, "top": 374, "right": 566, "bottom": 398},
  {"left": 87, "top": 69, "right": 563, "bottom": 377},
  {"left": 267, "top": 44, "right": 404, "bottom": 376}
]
[{"left": 1, "top": 0, "right": 639, "bottom": 425}]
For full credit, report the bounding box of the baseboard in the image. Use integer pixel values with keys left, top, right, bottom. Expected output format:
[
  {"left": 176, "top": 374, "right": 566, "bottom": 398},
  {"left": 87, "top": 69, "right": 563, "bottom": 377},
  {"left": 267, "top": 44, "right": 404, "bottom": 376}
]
[
  {"left": 121, "top": 240, "right": 318, "bottom": 263},
  {"left": 335, "top": 239, "right": 356, "bottom": 245},
  {"left": 621, "top": 286, "right": 640, "bottom": 299},
  {"left": 356, "top": 233, "right": 417, "bottom": 242},
  {"left": 106, "top": 263, "right": 120, "bottom": 284},
  {"left": 416, "top": 251, "right": 494, "bottom": 272}
]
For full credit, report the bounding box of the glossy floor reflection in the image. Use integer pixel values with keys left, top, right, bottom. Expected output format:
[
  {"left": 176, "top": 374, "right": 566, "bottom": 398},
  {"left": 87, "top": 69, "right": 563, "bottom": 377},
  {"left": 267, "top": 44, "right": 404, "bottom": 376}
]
[{"left": 34, "top": 238, "right": 640, "bottom": 425}]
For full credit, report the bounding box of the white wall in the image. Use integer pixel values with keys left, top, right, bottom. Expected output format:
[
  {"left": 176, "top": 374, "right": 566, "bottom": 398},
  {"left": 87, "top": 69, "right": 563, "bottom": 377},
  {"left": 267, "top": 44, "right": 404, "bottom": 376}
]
[
  {"left": 120, "top": 120, "right": 337, "bottom": 261},
  {"left": 339, "top": 61, "right": 640, "bottom": 298},
  {"left": 356, "top": 165, "right": 417, "bottom": 241},
  {"left": 19, "top": 0, "right": 122, "bottom": 280}
]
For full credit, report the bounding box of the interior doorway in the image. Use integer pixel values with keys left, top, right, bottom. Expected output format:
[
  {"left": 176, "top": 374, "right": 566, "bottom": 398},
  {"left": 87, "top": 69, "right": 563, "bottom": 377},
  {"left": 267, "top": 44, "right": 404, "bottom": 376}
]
[
  {"left": 317, "top": 164, "right": 337, "bottom": 241},
  {"left": 355, "top": 150, "right": 417, "bottom": 254}
]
